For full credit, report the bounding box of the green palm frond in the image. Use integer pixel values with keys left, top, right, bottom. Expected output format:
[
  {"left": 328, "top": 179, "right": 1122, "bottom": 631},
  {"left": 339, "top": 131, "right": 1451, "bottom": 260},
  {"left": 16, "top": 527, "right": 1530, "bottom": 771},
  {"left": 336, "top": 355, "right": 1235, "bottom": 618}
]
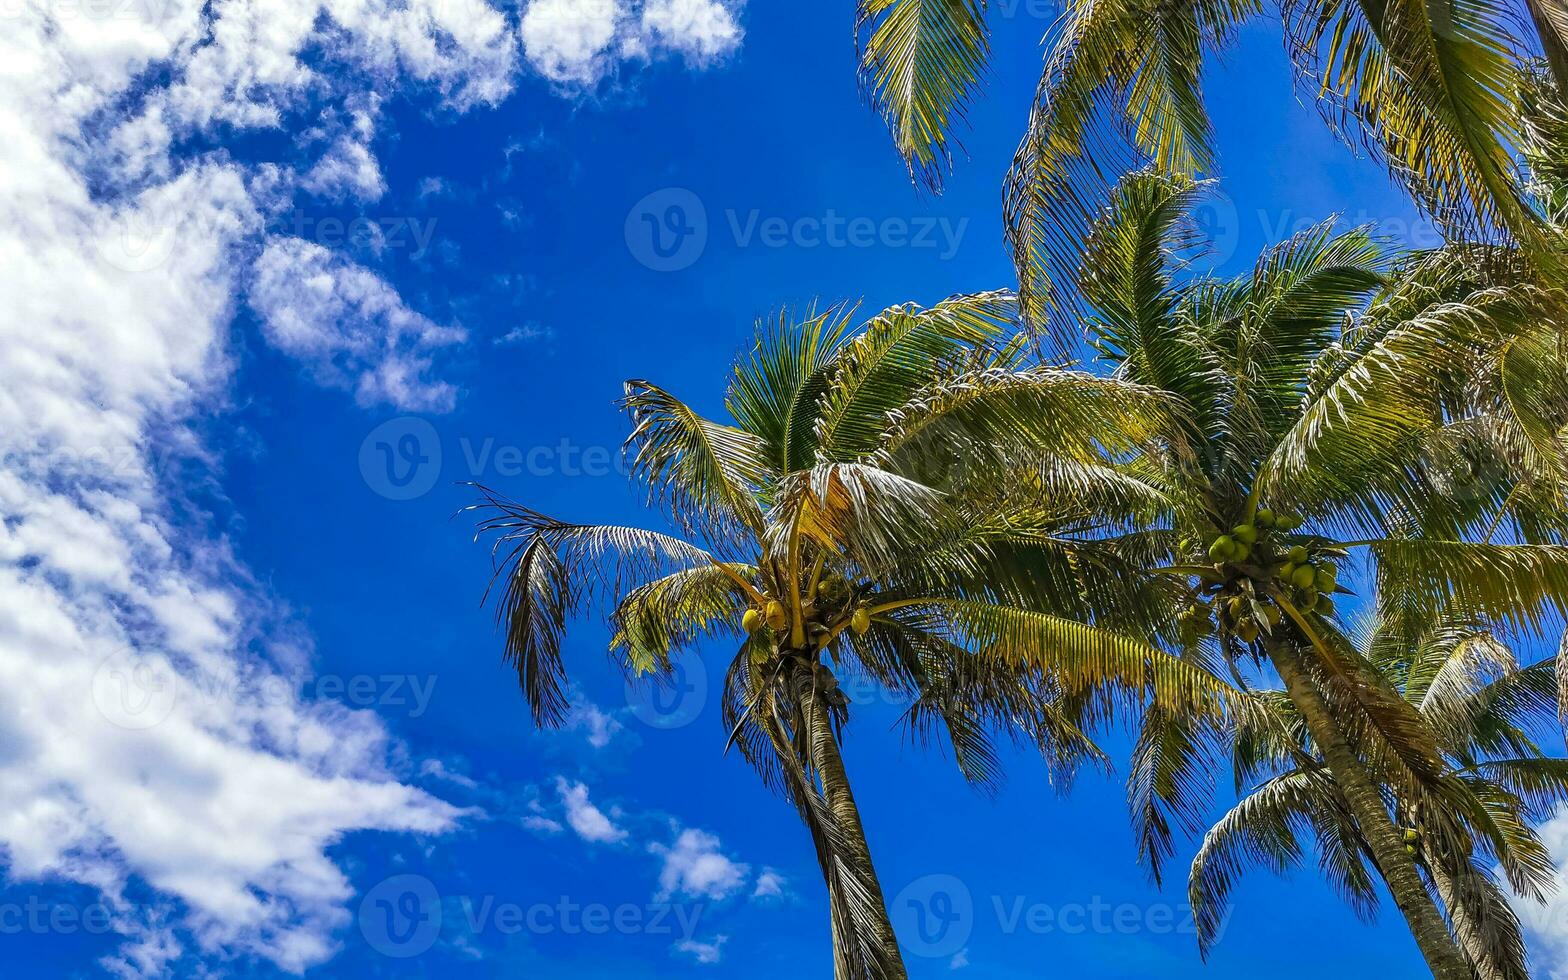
[
  {"left": 469, "top": 488, "right": 716, "bottom": 725},
  {"left": 624, "top": 380, "right": 770, "bottom": 541},
  {"left": 772, "top": 462, "right": 951, "bottom": 573},
  {"left": 728, "top": 302, "right": 857, "bottom": 475},
  {"left": 1003, "top": 0, "right": 1261, "bottom": 334},
  {"left": 1129, "top": 704, "right": 1223, "bottom": 884},
  {"left": 875, "top": 366, "right": 1184, "bottom": 475},
  {"left": 814, "top": 290, "right": 1016, "bottom": 461},
  {"left": 1188, "top": 769, "right": 1321, "bottom": 953},
  {"left": 1373, "top": 539, "right": 1568, "bottom": 636},
  {"left": 930, "top": 597, "right": 1237, "bottom": 715},
  {"left": 856, "top": 0, "right": 992, "bottom": 190},
  {"left": 1278, "top": 0, "right": 1540, "bottom": 248},
  {"left": 612, "top": 564, "right": 756, "bottom": 673}
]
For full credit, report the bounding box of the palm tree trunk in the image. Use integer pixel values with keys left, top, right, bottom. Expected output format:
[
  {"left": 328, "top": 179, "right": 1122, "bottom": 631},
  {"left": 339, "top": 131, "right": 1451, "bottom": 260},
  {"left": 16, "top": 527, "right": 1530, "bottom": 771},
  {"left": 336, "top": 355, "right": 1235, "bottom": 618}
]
[
  {"left": 1269, "top": 642, "right": 1471, "bottom": 980},
  {"left": 1425, "top": 851, "right": 1504, "bottom": 979},
  {"left": 794, "top": 659, "right": 907, "bottom": 979}
]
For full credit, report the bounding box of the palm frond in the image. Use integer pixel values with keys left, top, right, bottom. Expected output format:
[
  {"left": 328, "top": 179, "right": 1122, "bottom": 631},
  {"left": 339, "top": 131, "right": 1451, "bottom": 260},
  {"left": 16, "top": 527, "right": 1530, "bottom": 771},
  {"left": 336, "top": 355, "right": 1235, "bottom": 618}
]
[
  {"left": 856, "top": 0, "right": 992, "bottom": 190},
  {"left": 624, "top": 380, "right": 770, "bottom": 542}
]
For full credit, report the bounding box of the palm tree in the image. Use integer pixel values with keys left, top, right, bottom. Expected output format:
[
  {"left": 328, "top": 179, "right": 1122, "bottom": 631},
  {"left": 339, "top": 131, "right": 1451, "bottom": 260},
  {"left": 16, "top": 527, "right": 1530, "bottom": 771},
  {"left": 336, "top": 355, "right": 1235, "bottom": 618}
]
[
  {"left": 1063, "top": 168, "right": 1568, "bottom": 977},
  {"left": 852, "top": 0, "right": 1567, "bottom": 336},
  {"left": 468, "top": 293, "right": 1233, "bottom": 978},
  {"left": 1190, "top": 608, "right": 1566, "bottom": 979}
]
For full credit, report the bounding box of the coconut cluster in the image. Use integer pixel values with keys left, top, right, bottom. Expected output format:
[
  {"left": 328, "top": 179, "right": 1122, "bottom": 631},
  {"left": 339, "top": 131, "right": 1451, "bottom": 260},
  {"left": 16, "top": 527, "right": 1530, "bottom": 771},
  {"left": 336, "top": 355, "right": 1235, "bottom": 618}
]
[
  {"left": 1184, "top": 507, "right": 1342, "bottom": 647},
  {"left": 740, "top": 577, "right": 873, "bottom": 652}
]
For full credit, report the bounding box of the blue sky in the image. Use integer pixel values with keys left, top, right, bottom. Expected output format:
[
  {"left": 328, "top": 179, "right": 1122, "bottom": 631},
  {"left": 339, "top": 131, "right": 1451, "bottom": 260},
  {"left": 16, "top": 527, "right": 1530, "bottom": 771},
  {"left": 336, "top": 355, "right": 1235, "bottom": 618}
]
[{"left": 4, "top": 0, "right": 1562, "bottom": 977}]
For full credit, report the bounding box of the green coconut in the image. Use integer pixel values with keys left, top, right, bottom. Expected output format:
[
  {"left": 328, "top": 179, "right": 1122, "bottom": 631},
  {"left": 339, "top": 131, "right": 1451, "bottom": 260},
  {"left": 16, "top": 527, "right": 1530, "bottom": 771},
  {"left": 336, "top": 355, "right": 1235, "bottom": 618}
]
[
  {"left": 1315, "top": 566, "right": 1338, "bottom": 592},
  {"left": 1232, "top": 524, "right": 1259, "bottom": 545},
  {"left": 764, "top": 599, "right": 787, "bottom": 631},
  {"left": 1287, "top": 545, "right": 1309, "bottom": 564},
  {"left": 850, "top": 607, "right": 871, "bottom": 635},
  {"left": 1290, "top": 565, "right": 1318, "bottom": 590},
  {"left": 1208, "top": 536, "right": 1236, "bottom": 562},
  {"left": 1316, "top": 594, "right": 1336, "bottom": 616},
  {"left": 741, "top": 608, "right": 762, "bottom": 633},
  {"left": 1255, "top": 508, "right": 1276, "bottom": 528}
]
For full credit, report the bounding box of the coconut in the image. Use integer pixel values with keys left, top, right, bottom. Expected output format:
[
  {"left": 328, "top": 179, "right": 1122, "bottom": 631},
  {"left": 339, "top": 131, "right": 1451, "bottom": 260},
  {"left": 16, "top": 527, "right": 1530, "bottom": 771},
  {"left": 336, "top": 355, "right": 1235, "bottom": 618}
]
[
  {"left": 764, "top": 599, "right": 787, "bottom": 631},
  {"left": 1287, "top": 545, "right": 1309, "bottom": 564},
  {"left": 1315, "top": 594, "right": 1335, "bottom": 616},
  {"left": 741, "top": 608, "right": 762, "bottom": 633},
  {"left": 1290, "top": 565, "right": 1317, "bottom": 590},
  {"left": 1208, "top": 536, "right": 1235, "bottom": 562},
  {"left": 1315, "top": 567, "right": 1338, "bottom": 592},
  {"left": 1237, "top": 620, "right": 1260, "bottom": 643},
  {"left": 1232, "top": 524, "right": 1258, "bottom": 545},
  {"left": 850, "top": 607, "right": 871, "bottom": 635},
  {"left": 1264, "top": 605, "right": 1282, "bottom": 627},
  {"left": 1255, "top": 508, "right": 1276, "bottom": 528}
]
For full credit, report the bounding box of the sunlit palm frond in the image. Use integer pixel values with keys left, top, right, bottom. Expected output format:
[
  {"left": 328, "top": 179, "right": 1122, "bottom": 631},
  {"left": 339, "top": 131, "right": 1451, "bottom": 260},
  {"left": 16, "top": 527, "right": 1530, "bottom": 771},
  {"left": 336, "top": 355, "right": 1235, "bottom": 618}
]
[
  {"left": 728, "top": 302, "right": 857, "bottom": 475},
  {"left": 1279, "top": 0, "right": 1538, "bottom": 249},
  {"left": 875, "top": 366, "right": 1184, "bottom": 478},
  {"left": 469, "top": 488, "right": 715, "bottom": 725},
  {"left": 612, "top": 563, "right": 756, "bottom": 673},
  {"left": 814, "top": 290, "right": 1017, "bottom": 461},
  {"left": 1004, "top": 0, "right": 1261, "bottom": 336},
  {"left": 1373, "top": 539, "right": 1568, "bottom": 636},
  {"left": 856, "top": 0, "right": 992, "bottom": 191},
  {"left": 624, "top": 380, "right": 770, "bottom": 542}
]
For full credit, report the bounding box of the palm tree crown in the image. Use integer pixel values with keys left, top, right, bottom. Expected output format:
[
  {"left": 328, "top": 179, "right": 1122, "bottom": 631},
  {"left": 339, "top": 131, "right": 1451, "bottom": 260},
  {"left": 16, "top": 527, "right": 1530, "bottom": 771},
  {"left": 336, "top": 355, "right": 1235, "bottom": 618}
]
[{"left": 471, "top": 291, "right": 1233, "bottom": 979}]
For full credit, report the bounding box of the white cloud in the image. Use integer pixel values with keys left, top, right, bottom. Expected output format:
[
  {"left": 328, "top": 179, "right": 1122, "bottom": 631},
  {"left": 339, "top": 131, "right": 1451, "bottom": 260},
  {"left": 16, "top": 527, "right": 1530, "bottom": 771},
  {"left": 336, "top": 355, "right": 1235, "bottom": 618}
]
[
  {"left": 751, "top": 868, "right": 786, "bottom": 899},
  {"left": 520, "top": 0, "right": 625, "bottom": 85},
  {"left": 650, "top": 828, "right": 748, "bottom": 901},
  {"left": 556, "top": 777, "right": 628, "bottom": 844},
  {"left": 249, "top": 237, "right": 466, "bottom": 410},
  {"left": 674, "top": 935, "right": 727, "bottom": 965},
  {"left": 0, "top": 0, "right": 742, "bottom": 970},
  {"left": 520, "top": 0, "right": 743, "bottom": 87},
  {"left": 1514, "top": 808, "right": 1568, "bottom": 977},
  {"left": 640, "top": 0, "right": 742, "bottom": 65},
  {"left": 419, "top": 758, "right": 479, "bottom": 790},
  {"left": 301, "top": 137, "right": 387, "bottom": 202}
]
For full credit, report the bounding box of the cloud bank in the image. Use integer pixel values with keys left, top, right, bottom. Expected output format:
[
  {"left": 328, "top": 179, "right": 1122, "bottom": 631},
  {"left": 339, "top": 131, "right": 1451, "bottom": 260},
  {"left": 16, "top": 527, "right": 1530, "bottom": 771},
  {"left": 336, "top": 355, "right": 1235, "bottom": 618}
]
[{"left": 0, "top": 0, "right": 743, "bottom": 974}]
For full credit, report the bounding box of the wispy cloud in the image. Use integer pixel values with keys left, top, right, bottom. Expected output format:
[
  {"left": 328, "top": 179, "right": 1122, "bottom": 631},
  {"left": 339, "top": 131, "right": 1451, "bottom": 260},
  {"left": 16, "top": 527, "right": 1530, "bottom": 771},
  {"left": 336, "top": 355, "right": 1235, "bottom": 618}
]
[{"left": 674, "top": 935, "right": 728, "bottom": 965}]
